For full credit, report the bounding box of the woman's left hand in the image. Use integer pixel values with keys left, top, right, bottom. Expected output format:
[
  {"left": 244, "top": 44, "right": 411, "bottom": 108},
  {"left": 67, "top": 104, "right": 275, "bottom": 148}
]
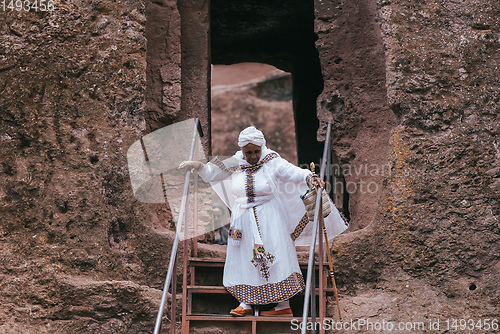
[{"left": 310, "top": 175, "right": 325, "bottom": 188}]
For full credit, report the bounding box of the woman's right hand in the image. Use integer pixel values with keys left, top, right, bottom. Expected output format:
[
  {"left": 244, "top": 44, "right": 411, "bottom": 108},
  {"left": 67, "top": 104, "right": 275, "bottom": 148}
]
[{"left": 178, "top": 161, "right": 203, "bottom": 170}]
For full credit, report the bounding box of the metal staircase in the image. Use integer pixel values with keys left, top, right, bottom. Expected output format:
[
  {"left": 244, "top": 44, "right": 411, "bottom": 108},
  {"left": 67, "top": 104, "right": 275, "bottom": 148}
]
[{"left": 180, "top": 254, "right": 336, "bottom": 334}]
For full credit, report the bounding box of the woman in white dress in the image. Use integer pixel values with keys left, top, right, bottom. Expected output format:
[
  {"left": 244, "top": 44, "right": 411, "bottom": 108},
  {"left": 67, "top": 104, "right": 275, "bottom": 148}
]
[{"left": 179, "top": 126, "right": 347, "bottom": 317}]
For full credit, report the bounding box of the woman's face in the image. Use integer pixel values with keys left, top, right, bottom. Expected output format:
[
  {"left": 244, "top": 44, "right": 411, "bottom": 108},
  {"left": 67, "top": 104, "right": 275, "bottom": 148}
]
[{"left": 242, "top": 143, "right": 262, "bottom": 165}]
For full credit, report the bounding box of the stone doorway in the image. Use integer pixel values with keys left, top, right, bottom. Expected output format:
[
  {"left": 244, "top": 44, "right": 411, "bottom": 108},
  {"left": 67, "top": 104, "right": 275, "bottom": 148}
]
[
  {"left": 211, "top": 62, "right": 298, "bottom": 164},
  {"left": 211, "top": 0, "right": 324, "bottom": 166}
]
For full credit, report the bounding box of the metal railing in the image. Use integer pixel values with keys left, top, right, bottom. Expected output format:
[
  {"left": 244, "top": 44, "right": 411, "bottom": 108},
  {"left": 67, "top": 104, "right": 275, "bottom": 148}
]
[
  {"left": 301, "top": 122, "right": 332, "bottom": 334},
  {"left": 153, "top": 119, "right": 202, "bottom": 334}
]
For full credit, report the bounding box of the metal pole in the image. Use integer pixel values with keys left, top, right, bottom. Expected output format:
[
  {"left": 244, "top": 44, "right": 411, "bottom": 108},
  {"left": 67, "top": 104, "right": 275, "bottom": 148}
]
[
  {"left": 309, "top": 165, "right": 317, "bottom": 334},
  {"left": 153, "top": 118, "right": 201, "bottom": 334},
  {"left": 326, "top": 130, "right": 332, "bottom": 198},
  {"left": 311, "top": 249, "right": 316, "bottom": 334},
  {"left": 318, "top": 199, "right": 325, "bottom": 334},
  {"left": 301, "top": 122, "right": 332, "bottom": 334}
]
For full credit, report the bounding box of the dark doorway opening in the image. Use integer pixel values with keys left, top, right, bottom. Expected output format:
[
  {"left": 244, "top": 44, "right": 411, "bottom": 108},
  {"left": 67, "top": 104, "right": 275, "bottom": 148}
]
[
  {"left": 210, "top": 0, "right": 324, "bottom": 166},
  {"left": 211, "top": 63, "right": 298, "bottom": 164}
]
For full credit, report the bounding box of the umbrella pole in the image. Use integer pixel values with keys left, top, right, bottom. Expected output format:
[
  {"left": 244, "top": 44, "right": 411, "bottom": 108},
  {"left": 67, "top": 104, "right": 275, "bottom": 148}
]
[{"left": 320, "top": 213, "right": 342, "bottom": 320}]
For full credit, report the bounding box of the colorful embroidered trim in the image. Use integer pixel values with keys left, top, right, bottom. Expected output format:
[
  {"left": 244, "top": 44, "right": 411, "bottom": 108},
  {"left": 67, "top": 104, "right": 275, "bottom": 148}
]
[
  {"left": 209, "top": 156, "right": 240, "bottom": 173},
  {"left": 290, "top": 214, "right": 310, "bottom": 241},
  {"left": 245, "top": 168, "right": 259, "bottom": 203},
  {"left": 228, "top": 228, "right": 242, "bottom": 241},
  {"left": 226, "top": 272, "right": 305, "bottom": 305},
  {"left": 250, "top": 207, "right": 274, "bottom": 280},
  {"left": 240, "top": 153, "right": 278, "bottom": 171},
  {"left": 243, "top": 153, "right": 278, "bottom": 203},
  {"left": 339, "top": 210, "right": 349, "bottom": 226},
  {"left": 252, "top": 207, "right": 263, "bottom": 239},
  {"left": 251, "top": 246, "right": 275, "bottom": 281},
  {"left": 253, "top": 244, "right": 266, "bottom": 254},
  {"left": 210, "top": 153, "right": 278, "bottom": 174}
]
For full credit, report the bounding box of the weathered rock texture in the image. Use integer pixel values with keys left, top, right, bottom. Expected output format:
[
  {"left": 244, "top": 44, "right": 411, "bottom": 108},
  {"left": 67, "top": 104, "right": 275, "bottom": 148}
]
[
  {"left": 0, "top": 0, "right": 498, "bottom": 332},
  {"left": 0, "top": 1, "right": 177, "bottom": 332},
  {"left": 145, "top": 0, "right": 211, "bottom": 152},
  {"left": 314, "top": 0, "right": 398, "bottom": 230},
  {"left": 327, "top": 0, "right": 499, "bottom": 323}
]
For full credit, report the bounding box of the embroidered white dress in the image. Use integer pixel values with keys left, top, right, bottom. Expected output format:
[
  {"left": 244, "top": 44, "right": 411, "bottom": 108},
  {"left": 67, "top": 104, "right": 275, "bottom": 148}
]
[{"left": 198, "top": 147, "right": 348, "bottom": 305}]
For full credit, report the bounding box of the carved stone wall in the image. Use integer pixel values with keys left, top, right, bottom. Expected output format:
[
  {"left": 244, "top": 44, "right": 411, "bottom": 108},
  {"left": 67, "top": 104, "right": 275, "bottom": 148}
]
[
  {"left": 145, "top": 0, "right": 211, "bottom": 152},
  {"left": 328, "top": 0, "right": 499, "bottom": 320},
  {"left": 0, "top": 1, "right": 174, "bottom": 332},
  {"left": 314, "top": 0, "right": 397, "bottom": 230}
]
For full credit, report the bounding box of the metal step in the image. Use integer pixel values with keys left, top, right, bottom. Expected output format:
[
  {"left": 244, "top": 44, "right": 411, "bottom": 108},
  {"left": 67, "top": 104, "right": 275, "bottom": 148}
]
[
  {"left": 187, "top": 285, "right": 336, "bottom": 295},
  {"left": 189, "top": 257, "right": 328, "bottom": 269},
  {"left": 184, "top": 257, "right": 334, "bottom": 333},
  {"left": 186, "top": 314, "right": 312, "bottom": 322}
]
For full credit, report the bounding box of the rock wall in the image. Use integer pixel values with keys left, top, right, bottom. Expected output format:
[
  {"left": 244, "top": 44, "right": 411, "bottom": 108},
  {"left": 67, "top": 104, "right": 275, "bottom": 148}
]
[
  {"left": 324, "top": 0, "right": 499, "bottom": 321},
  {"left": 314, "top": 0, "right": 397, "bottom": 230},
  {"left": 379, "top": 0, "right": 499, "bottom": 308},
  {"left": 144, "top": 0, "right": 181, "bottom": 130},
  {"left": 0, "top": 1, "right": 175, "bottom": 332}
]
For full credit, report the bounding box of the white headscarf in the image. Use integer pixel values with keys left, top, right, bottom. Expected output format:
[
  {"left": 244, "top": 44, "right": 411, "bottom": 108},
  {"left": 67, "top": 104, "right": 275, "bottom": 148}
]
[{"left": 237, "top": 126, "right": 266, "bottom": 148}]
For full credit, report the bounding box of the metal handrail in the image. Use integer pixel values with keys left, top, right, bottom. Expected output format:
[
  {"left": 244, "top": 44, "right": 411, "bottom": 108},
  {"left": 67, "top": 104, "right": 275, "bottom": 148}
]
[
  {"left": 153, "top": 118, "right": 201, "bottom": 334},
  {"left": 301, "top": 122, "right": 332, "bottom": 334}
]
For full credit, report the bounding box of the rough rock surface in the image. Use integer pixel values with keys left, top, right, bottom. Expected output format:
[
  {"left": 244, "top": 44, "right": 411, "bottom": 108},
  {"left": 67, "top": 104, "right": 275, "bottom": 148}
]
[
  {"left": 325, "top": 0, "right": 499, "bottom": 324},
  {"left": 314, "top": 0, "right": 398, "bottom": 230},
  {"left": 0, "top": 1, "right": 176, "bottom": 332}
]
